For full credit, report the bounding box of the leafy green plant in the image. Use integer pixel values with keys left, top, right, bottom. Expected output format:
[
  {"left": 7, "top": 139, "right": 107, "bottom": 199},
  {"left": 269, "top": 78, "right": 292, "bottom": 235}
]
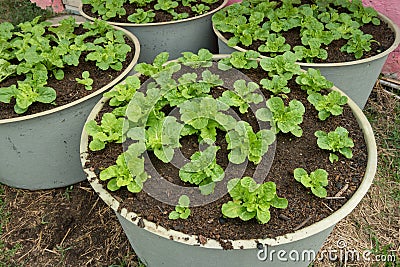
[
  {"left": 295, "top": 68, "right": 334, "bottom": 94},
  {"left": 260, "top": 75, "right": 290, "bottom": 95},
  {"left": 258, "top": 33, "right": 291, "bottom": 55},
  {"left": 82, "top": 0, "right": 126, "bottom": 21},
  {"left": 127, "top": 9, "right": 156, "bottom": 23},
  {"left": 264, "top": 97, "right": 305, "bottom": 137},
  {"left": 213, "top": 0, "right": 385, "bottom": 62},
  {"left": 226, "top": 121, "right": 275, "bottom": 164},
  {"left": 260, "top": 52, "right": 301, "bottom": 80},
  {"left": 218, "top": 79, "right": 263, "bottom": 113},
  {"left": 169, "top": 195, "right": 191, "bottom": 220},
  {"left": 0, "top": 16, "right": 133, "bottom": 115},
  {"left": 341, "top": 30, "right": 378, "bottom": 59},
  {"left": 294, "top": 168, "right": 329, "bottom": 198},
  {"left": 315, "top": 126, "right": 354, "bottom": 163},
  {"left": 76, "top": 71, "right": 94, "bottom": 90},
  {"left": 192, "top": 4, "right": 210, "bottom": 15},
  {"left": 134, "top": 52, "right": 181, "bottom": 77},
  {"left": 179, "top": 145, "right": 224, "bottom": 195},
  {"left": 103, "top": 76, "right": 141, "bottom": 107},
  {"left": 0, "top": 75, "right": 56, "bottom": 114},
  {"left": 145, "top": 116, "right": 182, "bottom": 163},
  {"left": 178, "top": 97, "right": 237, "bottom": 142},
  {"left": 308, "top": 91, "right": 348, "bottom": 120},
  {"left": 85, "top": 113, "right": 124, "bottom": 151},
  {"left": 178, "top": 49, "right": 213, "bottom": 69},
  {"left": 154, "top": 0, "right": 179, "bottom": 12},
  {"left": 99, "top": 144, "right": 148, "bottom": 193},
  {"left": 221, "top": 177, "right": 288, "bottom": 224},
  {"left": 218, "top": 50, "right": 260, "bottom": 70}
]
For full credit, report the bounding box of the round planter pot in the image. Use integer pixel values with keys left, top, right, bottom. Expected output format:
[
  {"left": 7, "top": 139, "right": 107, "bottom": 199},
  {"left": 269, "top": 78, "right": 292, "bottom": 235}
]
[
  {"left": 0, "top": 26, "right": 140, "bottom": 190},
  {"left": 79, "top": 0, "right": 227, "bottom": 63},
  {"left": 80, "top": 57, "right": 377, "bottom": 266},
  {"left": 214, "top": 12, "right": 400, "bottom": 109}
]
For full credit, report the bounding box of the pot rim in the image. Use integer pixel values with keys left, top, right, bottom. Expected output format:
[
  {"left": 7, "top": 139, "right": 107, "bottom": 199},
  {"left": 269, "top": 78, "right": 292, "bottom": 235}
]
[
  {"left": 0, "top": 23, "right": 140, "bottom": 124},
  {"left": 79, "top": 0, "right": 228, "bottom": 27},
  {"left": 213, "top": 11, "right": 400, "bottom": 68},
  {"left": 80, "top": 55, "right": 377, "bottom": 250}
]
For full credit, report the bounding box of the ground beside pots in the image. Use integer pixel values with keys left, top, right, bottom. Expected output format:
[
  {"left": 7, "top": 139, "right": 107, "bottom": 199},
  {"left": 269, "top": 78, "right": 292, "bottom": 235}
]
[
  {"left": 80, "top": 50, "right": 377, "bottom": 266},
  {"left": 212, "top": 0, "right": 400, "bottom": 108},
  {"left": 0, "top": 16, "right": 140, "bottom": 190},
  {"left": 79, "top": 0, "right": 227, "bottom": 63}
]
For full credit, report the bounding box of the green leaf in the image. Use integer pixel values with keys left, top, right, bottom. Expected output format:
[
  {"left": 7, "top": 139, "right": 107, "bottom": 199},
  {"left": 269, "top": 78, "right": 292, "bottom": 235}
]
[{"left": 221, "top": 201, "right": 242, "bottom": 218}]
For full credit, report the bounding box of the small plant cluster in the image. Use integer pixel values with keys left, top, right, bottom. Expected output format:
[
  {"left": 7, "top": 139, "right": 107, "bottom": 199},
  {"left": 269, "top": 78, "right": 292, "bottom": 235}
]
[
  {"left": 213, "top": 0, "right": 382, "bottom": 61},
  {"left": 82, "top": 0, "right": 220, "bottom": 23},
  {"left": 86, "top": 49, "right": 355, "bottom": 224},
  {"left": 0, "top": 16, "right": 132, "bottom": 114}
]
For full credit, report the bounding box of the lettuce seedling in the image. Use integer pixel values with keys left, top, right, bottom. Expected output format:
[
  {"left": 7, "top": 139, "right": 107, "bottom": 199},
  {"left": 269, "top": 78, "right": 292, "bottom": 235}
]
[
  {"left": 76, "top": 71, "right": 94, "bottom": 90},
  {"left": 258, "top": 33, "right": 291, "bottom": 56},
  {"left": 218, "top": 51, "right": 260, "bottom": 71},
  {"left": 99, "top": 143, "right": 148, "bottom": 193},
  {"left": 169, "top": 195, "right": 191, "bottom": 220},
  {"left": 134, "top": 52, "right": 181, "bottom": 77},
  {"left": 294, "top": 168, "right": 328, "bottom": 198},
  {"left": 308, "top": 91, "right": 348, "bottom": 120},
  {"left": 192, "top": 4, "right": 210, "bottom": 15},
  {"left": 226, "top": 121, "right": 275, "bottom": 164},
  {"left": 82, "top": 0, "right": 126, "bottom": 20},
  {"left": 260, "top": 51, "right": 301, "bottom": 80},
  {"left": 0, "top": 59, "right": 17, "bottom": 82},
  {"left": 260, "top": 75, "right": 290, "bottom": 95},
  {"left": 218, "top": 79, "right": 263, "bottom": 113},
  {"left": 145, "top": 116, "right": 182, "bottom": 163},
  {"left": 315, "top": 126, "right": 354, "bottom": 163},
  {"left": 295, "top": 68, "right": 334, "bottom": 94},
  {"left": 179, "top": 145, "right": 224, "bottom": 195},
  {"left": 341, "top": 30, "right": 377, "bottom": 59},
  {"left": 103, "top": 76, "right": 141, "bottom": 107},
  {"left": 85, "top": 113, "right": 124, "bottom": 151},
  {"left": 154, "top": 0, "right": 179, "bottom": 12},
  {"left": 0, "top": 73, "right": 56, "bottom": 114},
  {"left": 179, "top": 97, "right": 237, "bottom": 142},
  {"left": 178, "top": 49, "right": 213, "bottom": 68},
  {"left": 128, "top": 9, "right": 156, "bottom": 23},
  {"left": 266, "top": 97, "right": 305, "bottom": 137},
  {"left": 221, "top": 177, "right": 288, "bottom": 224}
]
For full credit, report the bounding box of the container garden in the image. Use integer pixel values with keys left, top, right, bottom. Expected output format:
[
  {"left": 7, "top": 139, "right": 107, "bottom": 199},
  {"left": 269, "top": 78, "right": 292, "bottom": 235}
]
[
  {"left": 212, "top": 0, "right": 400, "bottom": 109},
  {"left": 79, "top": 0, "right": 227, "bottom": 63},
  {"left": 80, "top": 50, "right": 377, "bottom": 266},
  {"left": 0, "top": 16, "right": 140, "bottom": 190}
]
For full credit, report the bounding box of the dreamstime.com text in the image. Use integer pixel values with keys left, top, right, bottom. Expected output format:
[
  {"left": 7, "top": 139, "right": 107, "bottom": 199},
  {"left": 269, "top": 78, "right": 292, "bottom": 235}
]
[{"left": 257, "top": 240, "right": 397, "bottom": 264}]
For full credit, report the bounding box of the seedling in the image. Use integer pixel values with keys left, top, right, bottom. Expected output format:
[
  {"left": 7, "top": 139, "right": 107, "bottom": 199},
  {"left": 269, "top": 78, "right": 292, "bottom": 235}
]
[
  {"left": 308, "top": 91, "right": 348, "bottom": 120},
  {"left": 221, "top": 177, "right": 288, "bottom": 224},
  {"left": 315, "top": 126, "right": 354, "bottom": 163},
  {"left": 76, "top": 71, "right": 93, "bottom": 90},
  {"left": 169, "top": 195, "right": 191, "bottom": 220},
  {"left": 294, "top": 168, "right": 329, "bottom": 198}
]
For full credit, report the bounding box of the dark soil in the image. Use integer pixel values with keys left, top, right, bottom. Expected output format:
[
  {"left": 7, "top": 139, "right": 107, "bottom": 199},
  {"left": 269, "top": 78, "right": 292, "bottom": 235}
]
[
  {"left": 85, "top": 64, "right": 368, "bottom": 246},
  {"left": 218, "top": 3, "right": 396, "bottom": 63},
  {"left": 0, "top": 25, "right": 137, "bottom": 120},
  {"left": 82, "top": 0, "right": 225, "bottom": 23}
]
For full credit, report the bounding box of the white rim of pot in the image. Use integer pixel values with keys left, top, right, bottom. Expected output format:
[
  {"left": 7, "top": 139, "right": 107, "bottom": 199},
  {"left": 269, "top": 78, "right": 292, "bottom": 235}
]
[
  {"left": 80, "top": 55, "right": 377, "bottom": 250},
  {"left": 213, "top": 12, "right": 400, "bottom": 68},
  {"left": 0, "top": 24, "right": 140, "bottom": 124},
  {"left": 79, "top": 0, "right": 228, "bottom": 27}
]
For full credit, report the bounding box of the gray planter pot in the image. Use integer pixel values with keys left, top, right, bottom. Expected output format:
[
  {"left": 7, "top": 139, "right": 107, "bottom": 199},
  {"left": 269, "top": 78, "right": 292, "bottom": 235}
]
[
  {"left": 80, "top": 58, "right": 377, "bottom": 267},
  {"left": 0, "top": 27, "right": 140, "bottom": 190},
  {"left": 79, "top": 0, "right": 228, "bottom": 63},
  {"left": 214, "top": 12, "right": 400, "bottom": 109}
]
